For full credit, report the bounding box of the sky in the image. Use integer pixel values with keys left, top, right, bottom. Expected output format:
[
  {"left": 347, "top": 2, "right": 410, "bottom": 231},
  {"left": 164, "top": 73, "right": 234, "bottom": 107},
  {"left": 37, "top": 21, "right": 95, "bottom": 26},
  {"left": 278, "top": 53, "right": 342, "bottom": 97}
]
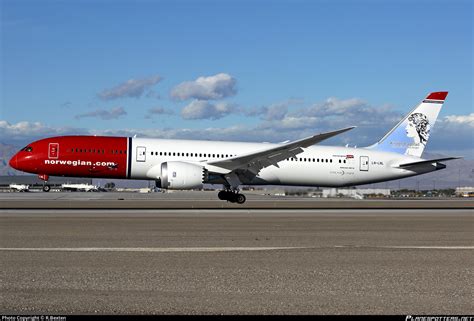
[{"left": 1, "top": 0, "right": 473, "bottom": 157}]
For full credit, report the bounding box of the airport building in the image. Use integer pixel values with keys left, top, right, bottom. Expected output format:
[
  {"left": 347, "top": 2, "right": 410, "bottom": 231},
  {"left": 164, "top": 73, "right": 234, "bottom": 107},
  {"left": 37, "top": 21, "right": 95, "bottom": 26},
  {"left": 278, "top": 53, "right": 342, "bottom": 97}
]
[
  {"left": 0, "top": 175, "right": 92, "bottom": 191},
  {"left": 455, "top": 186, "right": 474, "bottom": 197},
  {"left": 322, "top": 188, "right": 391, "bottom": 198}
]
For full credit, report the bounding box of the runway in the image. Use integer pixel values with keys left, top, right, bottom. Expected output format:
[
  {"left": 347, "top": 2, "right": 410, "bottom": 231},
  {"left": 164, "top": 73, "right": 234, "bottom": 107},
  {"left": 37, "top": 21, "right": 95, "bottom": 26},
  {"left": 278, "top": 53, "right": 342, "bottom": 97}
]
[
  {"left": 1, "top": 191, "right": 473, "bottom": 208},
  {"left": 0, "top": 208, "right": 472, "bottom": 314}
]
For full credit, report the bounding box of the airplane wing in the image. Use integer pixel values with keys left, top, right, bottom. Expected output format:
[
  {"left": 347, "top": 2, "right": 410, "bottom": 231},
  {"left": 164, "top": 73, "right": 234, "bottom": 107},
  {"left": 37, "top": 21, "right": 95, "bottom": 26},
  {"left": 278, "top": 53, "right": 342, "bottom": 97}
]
[
  {"left": 397, "top": 157, "right": 462, "bottom": 168},
  {"left": 206, "top": 126, "right": 355, "bottom": 183}
]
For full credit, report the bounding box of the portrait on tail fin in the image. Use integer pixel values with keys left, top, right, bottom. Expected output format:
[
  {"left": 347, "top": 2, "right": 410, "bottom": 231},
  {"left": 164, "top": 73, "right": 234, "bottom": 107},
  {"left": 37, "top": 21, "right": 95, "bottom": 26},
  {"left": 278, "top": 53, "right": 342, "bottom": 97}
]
[{"left": 405, "top": 112, "right": 430, "bottom": 146}]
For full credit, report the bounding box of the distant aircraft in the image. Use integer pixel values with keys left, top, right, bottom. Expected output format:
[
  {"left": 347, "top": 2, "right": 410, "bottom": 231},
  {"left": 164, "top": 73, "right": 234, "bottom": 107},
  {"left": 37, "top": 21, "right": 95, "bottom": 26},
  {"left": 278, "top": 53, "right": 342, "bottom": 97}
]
[
  {"left": 9, "top": 184, "right": 29, "bottom": 192},
  {"left": 9, "top": 92, "right": 459, "bottom": 203},
  {"left": 61, "top": 183, "right": 99, "bottom": 192}
]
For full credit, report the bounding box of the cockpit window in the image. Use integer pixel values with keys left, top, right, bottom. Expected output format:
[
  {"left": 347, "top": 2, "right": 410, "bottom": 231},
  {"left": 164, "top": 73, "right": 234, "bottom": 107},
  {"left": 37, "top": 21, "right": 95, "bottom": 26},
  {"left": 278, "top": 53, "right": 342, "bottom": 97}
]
[{"left": 22, "top": 146, "right": 33, "bottom": 152}]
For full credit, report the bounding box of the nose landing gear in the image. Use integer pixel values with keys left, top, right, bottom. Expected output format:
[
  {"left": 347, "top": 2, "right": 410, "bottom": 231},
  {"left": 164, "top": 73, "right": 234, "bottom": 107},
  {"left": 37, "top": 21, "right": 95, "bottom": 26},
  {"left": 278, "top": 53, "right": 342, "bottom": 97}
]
[
  {"left": 218, "top": 190, "right": 246, "bottom": 204},
  {"left": 38, "top": 174, "right": 50, "bottom": 192}
]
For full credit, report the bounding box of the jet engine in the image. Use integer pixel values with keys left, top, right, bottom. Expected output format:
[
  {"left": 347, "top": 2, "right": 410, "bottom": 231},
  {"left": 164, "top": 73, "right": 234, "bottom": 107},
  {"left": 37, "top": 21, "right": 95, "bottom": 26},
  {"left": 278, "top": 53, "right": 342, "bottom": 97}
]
[{"left": 159, "top": 161, "right": 208, "bottom": 190}]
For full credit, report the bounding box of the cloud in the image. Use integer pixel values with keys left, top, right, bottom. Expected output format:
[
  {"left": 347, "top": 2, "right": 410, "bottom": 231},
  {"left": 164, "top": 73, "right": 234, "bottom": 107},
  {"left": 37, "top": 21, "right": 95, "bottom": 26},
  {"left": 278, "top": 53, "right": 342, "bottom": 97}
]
[
  {"left": 244, "top": 99, "right": 303, "bottom": 121},
  {"left": 248, "top": 97, "right": 402, "bottom": 148},
  {"left": 0, "top": 121, "right": 89, "bottom": 145},
  {"left": 98, "top": 75, "right": 162, "bottom": 100},
  {"left": 443, "top": 113, "right": 474, "bottom": 126},
  {"left": 304, "top": 97, "right": 368, "bottom": 117},
  {"left": 181, "top": 99, "right": 301, "bottom": 121},
  {"left": 145, "top": 106, "right": 174, "bottom": 119},
  {"left": 171, "top": 73, "right": 237, "bottom": 101},
  {"left": 181, "top": 100, "right": 235, "bottom": 120},
  {"left": 426, "top": 114, "right": 474, "bottom": 155},
  {"left": 75, "top": 107, "right": 127, "bottom": 120}
]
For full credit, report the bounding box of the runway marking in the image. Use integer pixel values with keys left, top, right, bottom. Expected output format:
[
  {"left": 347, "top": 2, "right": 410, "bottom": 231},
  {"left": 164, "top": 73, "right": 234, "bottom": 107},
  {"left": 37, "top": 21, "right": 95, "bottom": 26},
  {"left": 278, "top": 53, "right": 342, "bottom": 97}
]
[
  {"left": 0, "top": 247, "right": 307, "bottom": 253},
  {"left": 1, "top": 246, "right": 473, "bottom": 253},
  {"left": 380, "top": 246, "right": 474, "bottom": 250},
  {"left": 334, "top": 245, "right": 474, "bottom": 250}
]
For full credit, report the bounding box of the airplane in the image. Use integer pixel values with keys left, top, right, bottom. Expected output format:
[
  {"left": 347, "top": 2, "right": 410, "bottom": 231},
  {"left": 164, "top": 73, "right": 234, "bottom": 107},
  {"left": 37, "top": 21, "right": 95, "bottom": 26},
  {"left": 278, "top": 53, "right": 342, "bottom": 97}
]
[
  {"left": 61, "top": 183, "right": 99, "bottom": 192},
  {"left": 9, "top": 184, "right": 30, "bottom": 192},
  {"left": 9, "top": 92, "right": 459, "bottom": 204}
]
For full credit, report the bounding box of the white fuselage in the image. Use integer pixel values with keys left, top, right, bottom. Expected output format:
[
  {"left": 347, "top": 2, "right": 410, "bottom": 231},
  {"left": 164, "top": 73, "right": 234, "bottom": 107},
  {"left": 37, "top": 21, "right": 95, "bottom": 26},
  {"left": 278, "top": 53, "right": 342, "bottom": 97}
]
[{"left": 129, "top": 138, "right": 435, "bottom": 187}]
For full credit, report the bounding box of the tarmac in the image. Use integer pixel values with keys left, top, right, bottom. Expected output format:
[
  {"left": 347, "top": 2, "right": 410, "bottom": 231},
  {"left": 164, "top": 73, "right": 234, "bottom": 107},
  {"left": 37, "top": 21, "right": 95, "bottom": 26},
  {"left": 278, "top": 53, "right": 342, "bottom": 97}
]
[
  {"left": 0, "top": 192, "right": 472, "bottom": 314},
  {"left": 1, "top": 191, "right": 473, "bottom": 209}
]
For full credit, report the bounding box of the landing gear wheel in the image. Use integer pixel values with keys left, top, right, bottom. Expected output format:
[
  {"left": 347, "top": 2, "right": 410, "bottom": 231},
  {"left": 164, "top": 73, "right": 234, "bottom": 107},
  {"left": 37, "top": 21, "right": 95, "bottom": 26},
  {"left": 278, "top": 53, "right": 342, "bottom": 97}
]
[
  {"left": 235, "top": 194, "right": 246, "bottom": 204},
  {"left": 217, "top": 190, "right": 246, "bottom": 204},
  {"left": 43, "top": 185, "right": 51, "bottom": 192},
  {"left": 218, "top": 191, "right": 227, "bottom": 200}
]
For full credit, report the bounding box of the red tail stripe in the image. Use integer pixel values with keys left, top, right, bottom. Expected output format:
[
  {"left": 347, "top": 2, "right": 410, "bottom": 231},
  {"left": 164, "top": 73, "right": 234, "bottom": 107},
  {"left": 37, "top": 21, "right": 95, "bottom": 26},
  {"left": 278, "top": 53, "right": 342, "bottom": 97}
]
[{"left": 426, "top": 91, "right": 448, "bottom": 101}]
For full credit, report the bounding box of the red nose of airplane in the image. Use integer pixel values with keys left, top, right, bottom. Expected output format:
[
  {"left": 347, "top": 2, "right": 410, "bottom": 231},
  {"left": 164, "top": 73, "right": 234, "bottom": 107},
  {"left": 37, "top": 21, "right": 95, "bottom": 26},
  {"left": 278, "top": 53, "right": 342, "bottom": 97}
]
[{"left": 9, "top": 154, "right": 18, "bottom": 170}]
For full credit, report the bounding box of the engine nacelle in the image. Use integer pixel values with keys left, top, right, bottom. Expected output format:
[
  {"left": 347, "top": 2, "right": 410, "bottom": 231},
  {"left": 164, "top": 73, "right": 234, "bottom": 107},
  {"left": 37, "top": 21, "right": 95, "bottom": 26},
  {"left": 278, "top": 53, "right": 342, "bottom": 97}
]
[{"left": 160, "top": 161, "right": 207, "bottom": 190}]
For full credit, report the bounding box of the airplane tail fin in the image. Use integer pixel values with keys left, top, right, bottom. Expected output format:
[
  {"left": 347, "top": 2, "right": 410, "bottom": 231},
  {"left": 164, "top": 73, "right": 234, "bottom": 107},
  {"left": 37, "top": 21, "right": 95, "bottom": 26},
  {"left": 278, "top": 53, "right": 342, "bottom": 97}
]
[{"left": 367, "top": 92, "right": 448, "bottom": 157}]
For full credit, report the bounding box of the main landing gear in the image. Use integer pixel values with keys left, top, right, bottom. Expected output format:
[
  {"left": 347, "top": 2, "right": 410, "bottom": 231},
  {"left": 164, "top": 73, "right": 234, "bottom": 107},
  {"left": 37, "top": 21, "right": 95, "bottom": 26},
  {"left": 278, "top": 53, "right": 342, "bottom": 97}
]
[{"left": 218, "top": 190, "right": 246, "bottom": 204}]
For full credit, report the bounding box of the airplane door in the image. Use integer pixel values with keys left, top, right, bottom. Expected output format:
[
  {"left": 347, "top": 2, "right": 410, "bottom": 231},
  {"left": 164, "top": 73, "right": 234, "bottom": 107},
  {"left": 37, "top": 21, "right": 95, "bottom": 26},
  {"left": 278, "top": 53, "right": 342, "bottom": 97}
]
[
  {"left": 48, "top": 143, "right": 59, "bottom": 159},
  {"left": 136, "top": 146, "right": 146, "bottom": 162},
  {"left": 360, "top": 156, "right": 369, "bottom": 171}
]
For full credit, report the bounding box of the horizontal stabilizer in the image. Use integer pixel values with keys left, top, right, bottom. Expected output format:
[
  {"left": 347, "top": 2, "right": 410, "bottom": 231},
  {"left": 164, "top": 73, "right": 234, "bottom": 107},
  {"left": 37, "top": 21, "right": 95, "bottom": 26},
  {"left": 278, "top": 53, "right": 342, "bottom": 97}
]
[{"left": 398, "top": 157, "right": 461, "bottom": 168}]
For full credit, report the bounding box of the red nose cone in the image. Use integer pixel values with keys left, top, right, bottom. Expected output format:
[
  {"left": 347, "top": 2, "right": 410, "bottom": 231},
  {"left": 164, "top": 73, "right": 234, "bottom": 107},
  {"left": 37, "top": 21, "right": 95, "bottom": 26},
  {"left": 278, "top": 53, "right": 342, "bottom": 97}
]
[{"left": 9, "top": 154, "right": 18, "bottom": 170}]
